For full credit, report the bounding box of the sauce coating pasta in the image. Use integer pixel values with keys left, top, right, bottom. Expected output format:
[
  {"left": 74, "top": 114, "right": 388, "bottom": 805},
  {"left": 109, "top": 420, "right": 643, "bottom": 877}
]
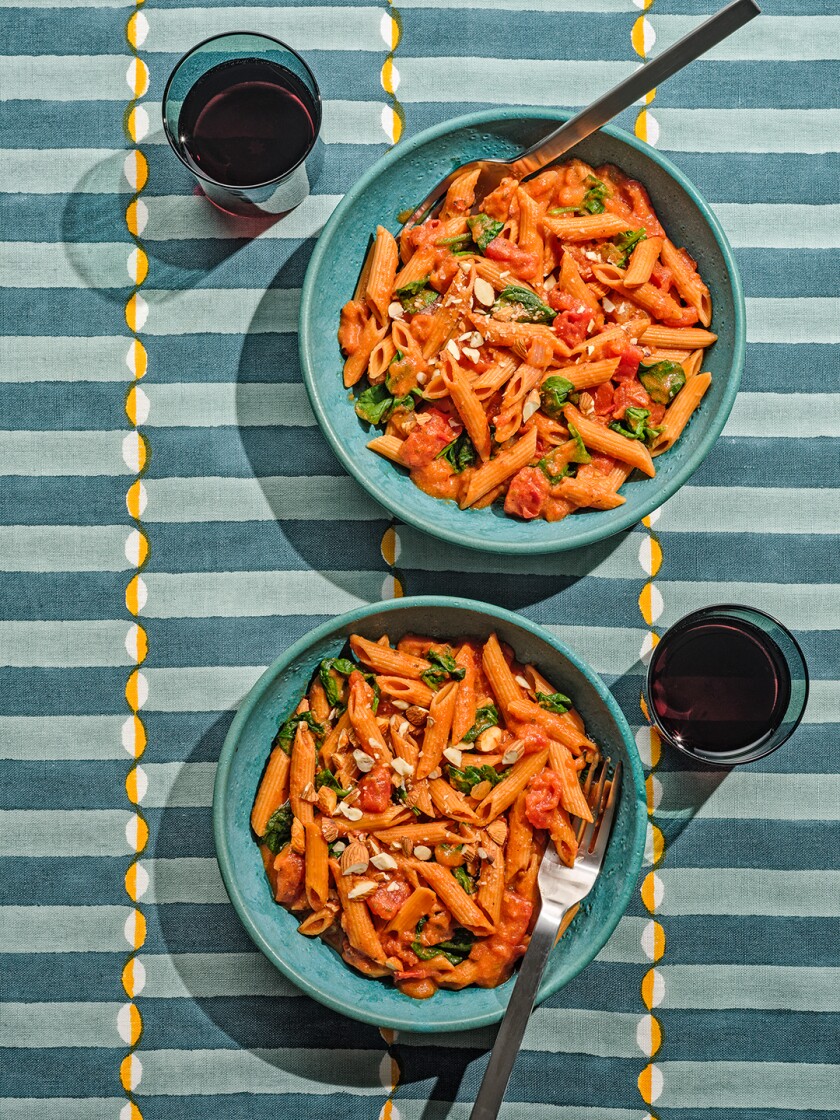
[
  {"left": 251, "top": 631, "right": 603, "bottom": 999},
  {"left": 338, "top": 159, "right": 715, "bottom": 522}
]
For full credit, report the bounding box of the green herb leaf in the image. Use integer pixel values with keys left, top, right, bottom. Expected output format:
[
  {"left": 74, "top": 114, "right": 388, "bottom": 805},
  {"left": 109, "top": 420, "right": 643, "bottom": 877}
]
[
  {"left": 436, "top": 431, "right": 477, "bottom": 474},
  {"left": 462, "top": 704, "right": 499, "bottom": 743},
  {"left": 411, "top": 926, "right": 475, "bottom": 964},
  {"left": 355, "top": 383, "right": 419, "bottom": 427},
  {"left": 396, "top": 276, "right": 439, "bottom": 315},
  {"left": 421, "top": 647, "right": 467, "bottom": 690},
  {"left": 638, "top": 360, "right": 686, "bottom": 405},
  {"left": 262, "top": 803, "right": 294, "bottom": 853},
  {"left": 451, "top": 866, "right": 477, "bottom": 895},
  {"left": 467, "top": 213, "right": 504, "bottom": 252},
  {"left": 612, "top": 228, "right": 647, "bottom": 267},
  {"left": 494, "top": 285, "right": 556, "bottom": 325},
  {"left": 609, "top": 406, "right": 663, "bottom": 446},
  {"left": 580, "top": 175, "right": 609, "bottom": 215},
  {"left": 567, "top": 421, "right": 591, "bottom": 464},
  {"left": 536, "top": 690, "right": 572, "bottom": 715},
  {"left": 447, "top": 764, "right": 503, "bottom": 795},
  {"left": 315, "top": 768, "right": 352, "bottom": 798},
  {"left": 537, "top": 451, "right": 572, "bottom": 485},
  {"left": 394, "top": 785, "right": 421, "bottom": 816},
  {"left": 547, "top": 206, "right": 578, "bottom": 216},
  {"left": 318, "top": 657, "right": 357, "bottom": 707},
  {"left": 272, "top": 710, "right": 324, "bottom": 756},
  {"left": 539, "top": 375, "right": 575, "bottom": 420}
]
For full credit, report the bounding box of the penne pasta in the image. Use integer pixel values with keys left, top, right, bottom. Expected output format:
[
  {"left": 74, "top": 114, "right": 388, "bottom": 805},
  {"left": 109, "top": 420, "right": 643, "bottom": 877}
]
[
  {"left": 654, "top": 372, "right": 712, "bottom": 454},
  {"left": 416, "top": 681, "right": 459, "bottom": 780},
  {"left": 251, "top": 746, "right": 291, "bottom": 836},
  {"left": 622, "top": 235, "right": 664, "bottom": 288},
  {"left": 563, "top": 404, "right": 656, "bottom": 478},
  {"left": 476, "top": 749, "right": 549, "bottom": 822}
]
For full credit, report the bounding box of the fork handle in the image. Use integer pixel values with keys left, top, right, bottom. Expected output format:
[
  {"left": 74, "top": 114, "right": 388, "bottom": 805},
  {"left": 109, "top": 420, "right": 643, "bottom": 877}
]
[
  {"left": 510, "top": 0, "right": 760, "bottom": 179},
  {"left": 469, "top": 900, "right": 566, "bottom": 1120}
]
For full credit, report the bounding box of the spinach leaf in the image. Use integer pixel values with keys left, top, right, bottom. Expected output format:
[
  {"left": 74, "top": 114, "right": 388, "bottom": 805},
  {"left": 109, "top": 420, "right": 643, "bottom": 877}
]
[
  {"left": 354, "top": 383, "right": 418, "bottom": 426},
  {"left": 451, "top": 867, "right": 477, "bottom": 896},
  {"left": 396, "top": 276, "right": 439, "bottom": 315},
  {"left": 315, "top": 768, "right": 352, "bottom": 798},
  {"left": 462, "top": 704, "right": 499, "bottom": 743},
  {"left": 394, "top": 785, "right": 421, "bottom": 816},
  {"left": 536, "top": 690, "right": 572, "bottom": 715},
  {"left": 580, "top": 175, "right": 609, "bottom": 215},
  {"left": 421, "top": 647, "right": 467, "bottom": 690},
  {"left": 612, "top": 228, "right": 647, "bottom": 267},
  {"left": 436, "top": 431, "right": 477, "bottom": 473},
  {"left": 448, "top": 764, "right": 503, "bottom": 795},
  {"left": 272, "top": 710, "right": 324, "bottom": 756},
  {"left": 493, "top": 285, "right": 555, "bottom": 325},
  {"left": 412, "top": 926, "right": 475, "bottom": 964},
  {"left": 539, "top": 375, "right": 575, "bottom": 420},
  {"left": 567, "top": 421, "right": 591, "bottom": 464},
  {"left": 262, "top": 803, "right": 294, "bottom": 853},
  {"left": 318, "top": 657, "right": 357, "bottom": 707},
  {"left": 548, "top": 206, "right": 578, "bottom": 216},
  {"left": 638, "top": 360, "right": 685, "bottom": 404},
  {"left": 537, "top": 450, "right": 572, "bottom": 485},
  {"left": 609, "top": 406, "right": 663, "bottom": 446},
  {"left": 467, "top": 213, "right": 504, "bottom": 252}
]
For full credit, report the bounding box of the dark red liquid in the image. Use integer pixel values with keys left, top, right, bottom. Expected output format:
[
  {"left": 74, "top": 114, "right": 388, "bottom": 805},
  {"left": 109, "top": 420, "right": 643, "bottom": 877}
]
[
  {"left": 178, "top": 58, "right": 317, "bottom": 187},
  {"left": 649, "top": 619, "right": 791, "bottom": 760}
]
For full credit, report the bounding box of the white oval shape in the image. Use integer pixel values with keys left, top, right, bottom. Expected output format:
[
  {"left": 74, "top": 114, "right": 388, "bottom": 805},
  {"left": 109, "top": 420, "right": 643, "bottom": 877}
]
[
  {"left": 636, "top": 1012, "right": 658, "bottom": 1056},
  {"left": 635, "top": 725, "right": 655, "bottom": 769},
  {"left": 640, "top": 918, "right": 660, "bottom": 961},
  {"left": 125, "top": 956, "right": 147, "bottom": 996},
  {"left": 122, "top": 431, "right": 144, "bottom": 473},
  {"left": 124, "top": 528, "right": 145, "bottom": 567}
]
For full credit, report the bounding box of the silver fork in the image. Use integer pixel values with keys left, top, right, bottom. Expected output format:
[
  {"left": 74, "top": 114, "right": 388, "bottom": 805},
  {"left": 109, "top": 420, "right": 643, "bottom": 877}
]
[
  {"left": 402, "top": 0, "right": 759, "bottom": 230},
  {"left": 469, "top": 757, "right": 622, "bottom": 1120}
]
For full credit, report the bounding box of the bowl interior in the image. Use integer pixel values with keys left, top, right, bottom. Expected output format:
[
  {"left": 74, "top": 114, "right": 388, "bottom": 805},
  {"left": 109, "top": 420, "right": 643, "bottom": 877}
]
[
  {"left": 299, "top": 110, "right": 743, "bottom": 554},
  {"left": 214, "top": 598, "right": 647, "bottom": 1032}
]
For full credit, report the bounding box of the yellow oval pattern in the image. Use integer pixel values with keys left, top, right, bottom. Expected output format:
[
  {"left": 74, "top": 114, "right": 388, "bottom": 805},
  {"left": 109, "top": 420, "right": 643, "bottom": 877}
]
[{"left": 641, "top": 870, "right": 658, "bottom": 913}]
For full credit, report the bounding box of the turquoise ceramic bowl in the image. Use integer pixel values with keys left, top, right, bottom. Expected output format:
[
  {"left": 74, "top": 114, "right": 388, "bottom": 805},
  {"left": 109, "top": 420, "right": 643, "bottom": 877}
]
[
  {"left": 213, "top": 596, "right": 646, "bottom": 1031},
  {"left": 299, "top": 109, "right": 745, "bottom": 554}
]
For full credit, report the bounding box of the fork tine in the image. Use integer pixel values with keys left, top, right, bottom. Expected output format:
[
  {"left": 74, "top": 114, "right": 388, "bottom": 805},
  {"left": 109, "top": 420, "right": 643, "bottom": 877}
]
[
  {"left": 576, "top": 756, "right": 609, "bottom": 846},
  {"left": 587, "top": 759, "right": 622, "bottom": 858}
]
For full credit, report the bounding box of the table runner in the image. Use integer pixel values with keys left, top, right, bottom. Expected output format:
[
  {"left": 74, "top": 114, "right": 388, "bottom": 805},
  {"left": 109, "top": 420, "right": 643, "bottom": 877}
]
[{"left": 1, "top": 0, "right": 838, "bottom": 1116}]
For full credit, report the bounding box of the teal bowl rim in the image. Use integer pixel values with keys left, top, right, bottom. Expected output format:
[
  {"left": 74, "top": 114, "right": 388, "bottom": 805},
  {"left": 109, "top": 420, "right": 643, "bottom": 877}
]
[
  {"left": 299, "top": 107, "right": 746, "bottom": 555},
  {"left": 213, "top": 595, "right": 647, "bottom": 1031}
]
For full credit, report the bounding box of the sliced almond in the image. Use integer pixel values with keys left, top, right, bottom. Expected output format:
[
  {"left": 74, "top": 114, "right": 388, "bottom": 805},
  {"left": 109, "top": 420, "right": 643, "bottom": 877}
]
[
  {"left": 388, "top": 301, "right": 405, "bottom": 320},
  {"left": 475, "top": 726, "right": 504, "bottom": 753},
  {"left": 416, "top": 372, "right": 428, "bottom": 385},
  {"left": 473, "top": 277, "right": 495, "bottom": 307},
  {"left": 446, "top": 339, "right": 461, "bottom": 360},
  {"left": 428, "top": 767, "right": 442, "bottom": 780},
  {"left": 386, "top": 879, "right": 402, "bottom": 892},
  {"left": 340, "top": 841, "right": 370, "bottom": 876},
  {"left": 342, "top": 786, "right": 361, "bottom": 804},
  {"left": 317, "top": 785, "right": 338, "bottom": 816},
  {"left": 521, "top": 388, "right": 541, "bottom": 422},
  {"left": 502, "top": 741, "right": 524, "bottom": 766},
  {"left": 442, "top": 746, "right": 462, "bottom": 767},
  {"left": 321, "top": 817, "right": 339, "bottom": 843},
  {"left": 602, "top": 296, "right": 616, "bottom": 313},
  {"left": 514, "top": 675, "right": 531, "bottom": 689},
  {"left": 337, "top": 802, "right": 363, "bottom": 821},
  {"left": 462, "top": 346, "right": 481, "bottom": 363},
  {"left": 371, "top": 852, "right": 399, "bottom": 871},
  {"left": 347, "top": 879, "right": 377, "bottom": 899},
  {"left": 300, "top": 783, "right": 318, "bottom": 804},
  {"left": 400, "top": 836, "right": 413, "bottom": 857},
  {"left": 353, "top": 748, "right": 375, "bottom": 773},
  {"left": 413, "top": 844, "right": 433, "bottom": 861},
  {"left": 391, "top": 699, "right": 409, "bottom": 710},
  {"left": 471, "top": 779, "right": 493, "bottom": 800},
  {"left": 391, "top": 756, "right": 414, "bottom": 778},
  {"left": 291, "top": 817, "right": 305, "bottom": 854},
  {"left": 486, "top": 819, "right": 508, "bottom": 846},
  {"left": 405, "top": 705, "right": 428, "bottom": 727},
  {"left": 470, "top": 331, "right": 484, "bottom": 347}
]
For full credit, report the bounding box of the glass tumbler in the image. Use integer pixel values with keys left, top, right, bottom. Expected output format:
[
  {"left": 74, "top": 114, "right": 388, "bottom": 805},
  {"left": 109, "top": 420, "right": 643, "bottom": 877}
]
[{"left": 162, "top": 31, "right": 322, "bottom": 217}]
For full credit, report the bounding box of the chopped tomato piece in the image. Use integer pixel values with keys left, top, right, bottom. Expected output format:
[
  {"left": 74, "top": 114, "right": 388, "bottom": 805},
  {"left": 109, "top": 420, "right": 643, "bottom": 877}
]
[
  {"left": 337, "top": 299, "right": 369, "bottom": 356},
  {"left": 504, "top": 466, "right": 550, "bottom": 520},
  {"left": 271, "top": 848, "right": 305, "bottom": 906},
  {"left": 484, "top": 235, "right": 540, "bottom": 280},
  {"left": 547, "top": 289, "right": 591, "bottom": 348},
  {"left": 430, "top": 251, "right": 459, "bottom": 293},
  {"left": 593, "top": 381, "right": 615, "bottom": 417},
  {"left": 612, "top": 343, "right": 645, "bottom": 381},
  {"left": 661, "top": 304, "right": 700, "bottom": 329},
  {"left": 613, "top": 378, "right": 651, "bottom": 419},
  {"left": 496, "top": 890, "right": 534, "bottom": 945},
  {"left": 400, "top": 409, "right": 460, "bottom": 469},
  {"left": 649, "top": 402, "right": 667, "bottom": 425},
  {"left": 507, "top": 718, "right": 550, "bottom": 754},
  {"left": 650, "top": 261, "right": 673, "bottom": 292},
  {"left": 357, "top": 765, "right": 392, "bottom": 813},
  {"left": 525, "top": 768, "right": 564, "bottom": 830},
  {"left": 368, "top": 878, "right": 412, "bottom": 920}
]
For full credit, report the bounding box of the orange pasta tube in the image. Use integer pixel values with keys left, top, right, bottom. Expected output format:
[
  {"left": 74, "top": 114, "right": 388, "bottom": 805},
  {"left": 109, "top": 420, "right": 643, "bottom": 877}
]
[
  {"left": 654, "top": 372, "right": 712, "bottom": 454},
  {"left": 549, "top": 805, "right": 578, "bottom": 866},
  {"left": 555, "top": 358, "right": 620, "bottom": 391},
  {"left": 473, "top": 257, "right": 537, "bottom": 295},
  {"left": 320, "top": 710, "right": 351, "bottom": 767},
  {"left": 375, "top": 821, "right": 462, "bottom": 846},
  {"left": 366, "top": 225, "right": 399, "bottom": 324},
  {"left": 304, "top": 821, "right": 330, "bottom": 910},
  {"left": 481, "top": 632, "right": 524, "bottom": 714},
  {"left": 660, "top": 238, "right": 712, "bottom": 326},
  {"left": 333, "top": 808, "right": 412, "bottom": 834},
  {"left": 476, "top": 749, "right": 549, "bottom": 822},
  {"left": 376, "top": 675, "right": 435, "bottom": 708},
  {"left": 330, "top": 861, "right": 387, "bottom": 963},
  {"left": 563, "top": 404, "right": 655, "bottom": 478},
  {"left": 639, "top": 325, "right": 717, "bottom": 349},
  {"left": 505, "top": 790, "right": 534, "bottom": 882},
  {"left": 297, "top": 903, "right": 339, "bottom": 937},
  {"left": 250, "top": 747, "right": 291, "bottom": 836},
  {"left": 429, "top": 777, "right": 481, "bottom": 823},
  {"left": 289, "top": 723, "right": 317, "bottom": 825},
  {"left": 421, "top": 266, "right": 474, "bottom": 360},
  {"left": 347, "top": 673, "right": 392, "bottom": 763},
  {"left": 555, "top": 477, "right": 626, "bottom": 510},
  {"left": 508, "top": 698, "right": 594, "bottom": 756},
  {"left": 472, "top": 352, "right": 520, "bottom": 400},
  {"left": 451, "top": 645, "right": 478, "bottom": 744},
  {"left": 367, "top": 434, "right": 407, "bottom": 465},
  {"left": 343, "top": 315, "right": 386, "bottom": 388},
  {"left": 548, "top": 742, "right": 593, "bottom": 821},
  {"left": 622, "top": 235, "right": 664, "bottom": 288},
  {"left": 542, "top": 212, "right": 631, "bottom": 241},
  {"left": 472, "top": 317, "right": 571, "bottom": 360},
  {"left": 440, "top": 359, "right": 492, "bottom": 461},
  {"left": 384, "top": 886, "right": 437, "bottom": 933},
  {"left": 477, "top": 845, "right": 505, "bottom": 927},
  {"left": 393, "top": 244, "right": 435, "bottom": 291},
  {"left": 440, "top": 168, "right": 481, "bottom": 219},
  {"left": 408, "top": 860, "right": 494, "bottom": 934},
  {"left": 461, "top": 426, "right": 538, "bottom": 509},
  {"left": 368, "top": 334, "right": 397, "bottom": 384},
  {"left": 558, "top": 250, "right": 601, "bottom": 316},
  {"left": 416, "top": 681, "right": 459, "bottom": 780},
  {"left": 350, "top": 634, "right": 431, "bottom": 680},
  {"left": 516, "top": 187, "right": 544, "bottom": 267},
  {"left": 308, "top": 677, "right": 332, "bottom": 724}
]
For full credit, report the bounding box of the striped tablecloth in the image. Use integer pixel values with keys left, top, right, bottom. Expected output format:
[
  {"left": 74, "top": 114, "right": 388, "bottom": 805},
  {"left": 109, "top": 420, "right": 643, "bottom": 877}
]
[{"left": 2, "top": 0, "right": 838, "bottom": 1116}]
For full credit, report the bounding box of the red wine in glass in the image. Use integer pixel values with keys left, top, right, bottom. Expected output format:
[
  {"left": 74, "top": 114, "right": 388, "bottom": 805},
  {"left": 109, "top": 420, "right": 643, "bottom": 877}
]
[
  {"left": 178, "top": 57, "right": 318, "bottom": 187},
  {"left": 647, "top": 613, "right": 793, "bottom": 763}
]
